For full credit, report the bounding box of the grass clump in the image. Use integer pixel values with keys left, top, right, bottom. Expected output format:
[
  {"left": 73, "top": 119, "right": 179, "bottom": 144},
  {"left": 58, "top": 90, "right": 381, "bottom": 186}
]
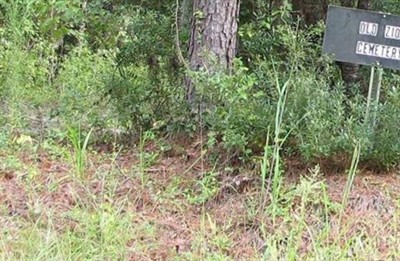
[{"left": 1, "top": 204, "right": 134, "bottom": 260}]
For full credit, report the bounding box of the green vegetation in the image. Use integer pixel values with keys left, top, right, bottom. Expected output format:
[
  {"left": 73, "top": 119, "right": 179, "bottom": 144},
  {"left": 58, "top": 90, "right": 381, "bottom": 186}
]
[{"left": 1, "top": 0, "right": 400, "bottom": 259}]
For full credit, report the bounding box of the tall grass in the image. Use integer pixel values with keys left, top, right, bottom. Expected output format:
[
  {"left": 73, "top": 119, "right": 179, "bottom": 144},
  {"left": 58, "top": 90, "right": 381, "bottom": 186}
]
[
  {"left": 138, "top": 130, "right": 156, "bottom": 187},
  {"left": 339, "top": 141, "right": 361, "bottom": 227},
  {"left": 67, "top": 126, "right": 93, "bottom": 178},
  {"left": 268, "top": 69, "right": 291, "bottom": 224}
]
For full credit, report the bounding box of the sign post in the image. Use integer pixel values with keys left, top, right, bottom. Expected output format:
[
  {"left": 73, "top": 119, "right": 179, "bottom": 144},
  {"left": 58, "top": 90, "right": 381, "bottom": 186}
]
[
  {"left": 365, "top": 66, "right": 383, "bottom": 130},
  {"left": 323, "top": 6, "right": 400, "bottom": 133}
]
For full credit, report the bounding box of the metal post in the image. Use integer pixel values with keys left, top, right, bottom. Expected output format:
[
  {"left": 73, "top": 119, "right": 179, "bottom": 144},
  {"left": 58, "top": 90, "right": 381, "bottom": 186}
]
[
  {"left": 372, "top": 67, "right": 383, "bottom": 129},
  {"left": 365, "top": 65, "right": 383, "bottom": 132},
  {"left": 365, "top": 66, "right": 375, "bottom": 121}
]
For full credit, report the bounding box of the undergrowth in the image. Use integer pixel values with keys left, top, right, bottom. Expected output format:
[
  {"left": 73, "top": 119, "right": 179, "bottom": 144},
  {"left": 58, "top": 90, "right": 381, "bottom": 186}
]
[
  {"left": 1, "top": 1, "right": 400, "bottom": 259},
  {"left": 1, "top": 1, "right": 400, "bottom": 167}
]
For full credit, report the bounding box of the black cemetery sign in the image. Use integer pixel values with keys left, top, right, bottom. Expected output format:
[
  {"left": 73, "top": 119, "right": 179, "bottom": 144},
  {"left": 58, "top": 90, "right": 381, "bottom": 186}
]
[{"left": 323, "top": 5, "right": 400, "bottom": 70}]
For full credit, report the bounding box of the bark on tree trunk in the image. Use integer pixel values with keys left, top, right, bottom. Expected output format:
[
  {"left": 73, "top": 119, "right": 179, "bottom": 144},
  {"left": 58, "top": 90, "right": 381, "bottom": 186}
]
[
  {"left": 180, "top": 0, "right": 192, "bottom": 29},
  {"left": 185, "top": 0, "right": 240, "bottom": 105},
  {"left": 338, "top": 0, "right": 371, "bottom": 85}
]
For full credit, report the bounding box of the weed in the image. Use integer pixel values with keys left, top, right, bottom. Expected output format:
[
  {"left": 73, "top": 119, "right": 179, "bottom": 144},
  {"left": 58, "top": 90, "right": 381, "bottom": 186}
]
[
  {"left": 338, "top": 141, "right": 361, "bottom": 231},
  {"left": 260, "top": 131, "right": 271, "bottom": 194},
  {"left": 184, "top": 171, "right": 219, "bottom": 205},
  {"left": 138, "top": 130, "right": 157, "bottom": 186},
  {"left": 67, "top": 125, "right": 93, "bottom": 178},
  {"left": 188, "top": 211, "right": 233, "bottom": 260}
]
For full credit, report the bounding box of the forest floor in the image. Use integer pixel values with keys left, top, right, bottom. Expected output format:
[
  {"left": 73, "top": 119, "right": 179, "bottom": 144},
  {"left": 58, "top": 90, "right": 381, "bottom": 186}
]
[{"left": 1, "top": 135, "right": 400, "bottom": 260}]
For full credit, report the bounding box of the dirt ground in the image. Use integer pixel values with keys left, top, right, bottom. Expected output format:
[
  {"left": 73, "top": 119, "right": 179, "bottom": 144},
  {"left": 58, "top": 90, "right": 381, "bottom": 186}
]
[{"left": 1, "top": 138, "right": 400, "bottom": 259}]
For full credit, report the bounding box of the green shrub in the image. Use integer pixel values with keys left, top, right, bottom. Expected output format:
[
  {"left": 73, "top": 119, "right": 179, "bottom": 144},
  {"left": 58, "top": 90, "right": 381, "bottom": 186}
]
[
  {"left": 104, "top": 7, "right": 186, "bottom": 131},
  {"left": 191, "top": 60, "right": 273, "bottom": 155},
  {"left": 56, "top": 47, "right": 117, "bottom": 129}
]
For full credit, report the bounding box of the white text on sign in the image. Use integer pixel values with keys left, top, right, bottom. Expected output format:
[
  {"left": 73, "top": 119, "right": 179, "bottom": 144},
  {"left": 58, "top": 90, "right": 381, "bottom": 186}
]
[
  {"left": 356, "top": 41, "right": 400, "bottom": 60},
  {"left": 385, "top": 25, "right": 400, "bottom": 40},
  {"left": 359, "top": 21, "right": 378, "bottom": 36}
]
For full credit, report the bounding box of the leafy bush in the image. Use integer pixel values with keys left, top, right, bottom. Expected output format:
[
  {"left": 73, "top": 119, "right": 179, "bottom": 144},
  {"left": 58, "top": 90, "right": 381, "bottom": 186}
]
[
  {"left": 105, "top": 7, "right": 186, "bottom": 131},
  {"left": 55, "top": 47, "right": 117, "bottom": 129},
  {"left": 192, "top": 60, "right": 270, "bottom": 152},
  {"left": 0, "top": 1, "right": 185, "bottom": 142}
]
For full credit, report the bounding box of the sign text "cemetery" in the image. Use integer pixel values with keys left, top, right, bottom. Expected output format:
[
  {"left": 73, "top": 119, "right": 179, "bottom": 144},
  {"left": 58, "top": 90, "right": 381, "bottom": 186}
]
[{"left": 323, "top": 6, "right": 400, "bottom": 70}]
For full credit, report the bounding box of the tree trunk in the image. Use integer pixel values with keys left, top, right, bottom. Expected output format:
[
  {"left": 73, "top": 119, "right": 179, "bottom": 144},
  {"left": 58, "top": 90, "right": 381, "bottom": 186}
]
[
  {"left": 291, "top": 0, "right": 328, "bottom": 25},
  {"left": 185, "top": 0, "right": 240, "bottom": 105},
  {"left": 180, "top": 0, "right": 192, "bottom": 29},
  {"left": 338, "top": 0, "right": 371, "bottom": 85}
]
